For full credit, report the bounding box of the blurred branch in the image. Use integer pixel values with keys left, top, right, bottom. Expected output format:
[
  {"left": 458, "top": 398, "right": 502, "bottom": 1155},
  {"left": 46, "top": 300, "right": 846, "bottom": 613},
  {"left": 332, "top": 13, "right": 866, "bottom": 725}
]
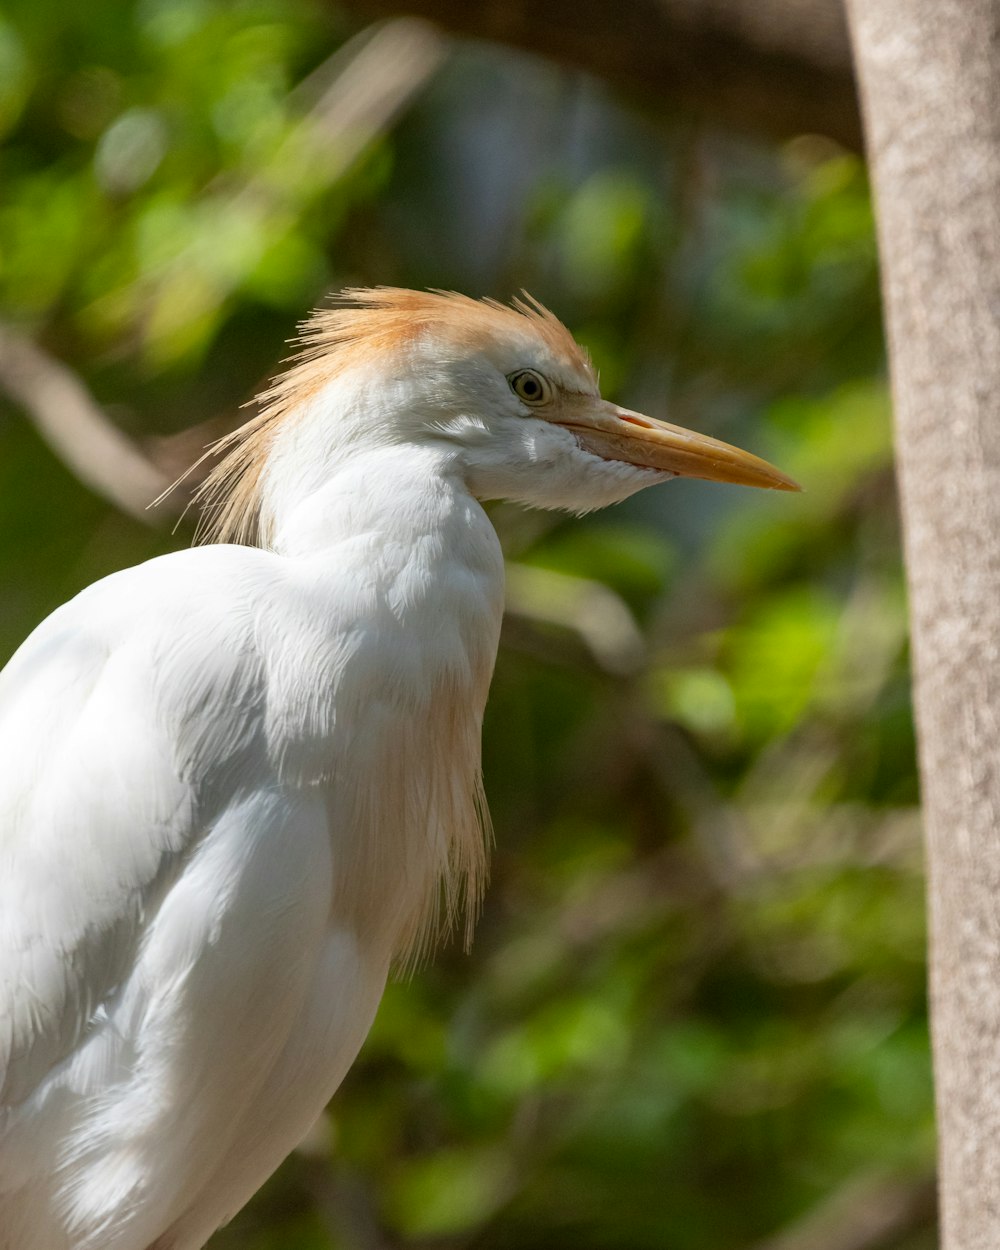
[
  {"left": 2, "top": 20, "right": 448, "bottom": 525},
  {"left": 337, "top": 0, "right": 862, "bottom": 149},
  {"left": 0, "top": 322, "right": 175, "bottom": 524},
  {"left": 288, "top": 17, "right": 448, "bottom": 170},
  {"left": 504, "top": 562, "right": 645, "bottom": 675},
  {"left": 749, "top": 1170, "right": 936, "bottom": 1250},
  {"left": 131, "top": 18, "right": 448, "bottom": 333}
]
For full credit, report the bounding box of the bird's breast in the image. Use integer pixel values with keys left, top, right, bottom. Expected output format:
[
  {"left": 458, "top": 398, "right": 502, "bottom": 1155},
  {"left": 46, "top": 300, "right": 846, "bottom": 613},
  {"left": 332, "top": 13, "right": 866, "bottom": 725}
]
[{"left": 262, "top": 509, "right": 504, "bottom": 962}]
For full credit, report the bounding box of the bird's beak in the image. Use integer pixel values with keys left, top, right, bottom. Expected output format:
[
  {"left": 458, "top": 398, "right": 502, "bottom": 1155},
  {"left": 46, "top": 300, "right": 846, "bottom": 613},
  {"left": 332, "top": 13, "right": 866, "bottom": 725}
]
[{"left": 555, "top": 401, "right": 801, "bottom": 492}]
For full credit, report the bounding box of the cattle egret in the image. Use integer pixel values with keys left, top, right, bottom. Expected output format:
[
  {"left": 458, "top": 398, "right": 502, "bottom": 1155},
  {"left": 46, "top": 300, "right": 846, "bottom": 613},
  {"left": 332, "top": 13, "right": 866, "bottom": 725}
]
[{"left": 0, "top": 288, "right": 797, "bottom": 1250}]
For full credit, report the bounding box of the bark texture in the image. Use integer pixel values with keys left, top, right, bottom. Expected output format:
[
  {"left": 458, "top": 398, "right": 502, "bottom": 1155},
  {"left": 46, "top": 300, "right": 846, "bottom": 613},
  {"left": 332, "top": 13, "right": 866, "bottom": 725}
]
[
  {"left": 847, "top": 3, "right": 1000, "bottom": 1245},
  {"left": 340, "top": 0, "right": 863, "bottom": 148}
]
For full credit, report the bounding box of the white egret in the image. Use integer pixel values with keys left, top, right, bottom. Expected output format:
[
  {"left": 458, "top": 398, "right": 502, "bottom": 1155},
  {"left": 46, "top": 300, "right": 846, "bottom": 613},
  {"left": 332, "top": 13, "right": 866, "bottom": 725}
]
[{"left": 0, "top": 288, "right": 797, "bottom": 1250}]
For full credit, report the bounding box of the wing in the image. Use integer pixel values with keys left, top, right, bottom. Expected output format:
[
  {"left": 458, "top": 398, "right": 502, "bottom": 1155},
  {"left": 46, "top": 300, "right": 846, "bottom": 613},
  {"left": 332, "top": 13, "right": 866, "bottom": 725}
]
[
  {"left": 0, "top": 547, "right": 352, "bottom": 1248},
  {"left": 0, "top": 549, "right": 268, "bottom": 1110}
]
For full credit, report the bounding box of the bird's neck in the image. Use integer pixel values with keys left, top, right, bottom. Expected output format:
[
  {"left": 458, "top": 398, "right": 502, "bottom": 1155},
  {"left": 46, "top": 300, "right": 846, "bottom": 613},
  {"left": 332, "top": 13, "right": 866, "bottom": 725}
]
[
  {"left": 266, "top": 442, "right": 506, "bottom": 707},
  {"left": 263, "top": 445, "right": 505, "bottom": 964},
  {"left": 267, "top": 444, "right": 466, "bottom": 554}
]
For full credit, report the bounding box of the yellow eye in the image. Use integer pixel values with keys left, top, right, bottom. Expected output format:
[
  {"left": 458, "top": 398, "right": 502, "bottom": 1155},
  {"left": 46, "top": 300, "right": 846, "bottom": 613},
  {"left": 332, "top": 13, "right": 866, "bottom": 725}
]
[{"left": 508, "top": 369, "right": 552, "bottom": 406}]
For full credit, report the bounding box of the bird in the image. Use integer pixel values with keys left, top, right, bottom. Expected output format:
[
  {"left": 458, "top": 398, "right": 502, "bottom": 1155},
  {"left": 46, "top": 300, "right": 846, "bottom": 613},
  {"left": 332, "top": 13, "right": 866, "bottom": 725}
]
[{"left": 0, "top": 288, "right": 797, "bottom": 1250}]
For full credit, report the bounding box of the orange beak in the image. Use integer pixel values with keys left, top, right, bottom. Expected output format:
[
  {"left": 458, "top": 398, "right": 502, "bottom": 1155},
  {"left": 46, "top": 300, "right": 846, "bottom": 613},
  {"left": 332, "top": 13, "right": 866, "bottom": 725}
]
[{"left": 554, "top": 401, "right": 801, "bottom": 492}]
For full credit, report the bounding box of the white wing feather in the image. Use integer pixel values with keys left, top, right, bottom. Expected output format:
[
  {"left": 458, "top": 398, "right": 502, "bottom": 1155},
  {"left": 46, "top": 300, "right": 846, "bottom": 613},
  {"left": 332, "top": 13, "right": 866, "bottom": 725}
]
[
  {"left": 0, "top": 547, "right": 352, "bottom": 1249},
  {"left": 0, "top": 549, "right": 259, "bottom": 1109}
]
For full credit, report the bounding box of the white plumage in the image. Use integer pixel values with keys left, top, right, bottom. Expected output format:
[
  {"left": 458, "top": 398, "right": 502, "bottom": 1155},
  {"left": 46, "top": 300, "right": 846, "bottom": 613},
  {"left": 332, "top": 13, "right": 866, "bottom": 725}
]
[{"left": 0, "top": 289, "right": 796, "bottom": 1249}]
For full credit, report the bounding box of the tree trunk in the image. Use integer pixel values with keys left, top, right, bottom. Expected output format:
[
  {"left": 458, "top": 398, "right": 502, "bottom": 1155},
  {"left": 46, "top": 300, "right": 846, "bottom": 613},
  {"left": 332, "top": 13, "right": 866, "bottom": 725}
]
[{"left": 846, "top": 3, "right": 1000, "bottom": 1245}]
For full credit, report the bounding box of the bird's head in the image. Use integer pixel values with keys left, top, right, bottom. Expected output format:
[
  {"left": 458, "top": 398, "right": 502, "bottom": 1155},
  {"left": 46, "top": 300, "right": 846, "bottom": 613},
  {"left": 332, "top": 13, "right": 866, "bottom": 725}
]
[{"left": 195, "top": 288, "right": 798, "bottom": 545}]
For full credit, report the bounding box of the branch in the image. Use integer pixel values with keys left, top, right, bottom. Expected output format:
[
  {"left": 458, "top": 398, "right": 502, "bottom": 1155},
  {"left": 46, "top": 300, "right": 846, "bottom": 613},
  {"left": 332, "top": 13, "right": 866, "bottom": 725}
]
[
  {"left": 749, "top": 1171, "right": 936, "bottom": 1250},
  {"left": 337, "top": 0, "right": 862, "bottom": 149},
  {"left": 0, "top": 322, "right": 175, "bottom": 523},
  {"left": 142, "top": 19, "right": 448, "bottom": 323},
  {"left": 0, "top": 20, "right": 448, "bottom": 524},
  {"left": 289, "top": 17, "right": 447, "bottom": 170},
  {"left": 504, "top": 562, "right": 646, "bottom": 675}
]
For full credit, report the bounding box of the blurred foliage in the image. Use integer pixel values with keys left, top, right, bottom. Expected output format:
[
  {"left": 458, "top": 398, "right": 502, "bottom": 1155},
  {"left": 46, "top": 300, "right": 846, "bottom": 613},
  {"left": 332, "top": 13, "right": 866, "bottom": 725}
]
[{"left": 0, "top": 1, "right": 933, "bottom": 1248}]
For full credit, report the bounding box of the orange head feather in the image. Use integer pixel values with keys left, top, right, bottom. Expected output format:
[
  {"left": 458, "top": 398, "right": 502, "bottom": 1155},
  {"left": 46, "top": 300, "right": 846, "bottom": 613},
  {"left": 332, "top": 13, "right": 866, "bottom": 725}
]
[{"left": 190, "top": 287, "right": 594, "bottom": 546}]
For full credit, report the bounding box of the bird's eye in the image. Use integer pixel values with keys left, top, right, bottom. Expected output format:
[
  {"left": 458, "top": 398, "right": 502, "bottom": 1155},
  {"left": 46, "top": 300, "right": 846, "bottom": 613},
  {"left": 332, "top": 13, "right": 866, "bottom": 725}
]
[{"left": 508, "top": 369, "right": 552, "bottom": 407}]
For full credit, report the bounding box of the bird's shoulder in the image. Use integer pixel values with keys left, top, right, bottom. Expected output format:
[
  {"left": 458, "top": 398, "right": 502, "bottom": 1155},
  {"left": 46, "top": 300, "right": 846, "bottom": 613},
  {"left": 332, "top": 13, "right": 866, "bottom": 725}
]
[{"left": 1, "top": 543, "right": 275, "bottom": 679}]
